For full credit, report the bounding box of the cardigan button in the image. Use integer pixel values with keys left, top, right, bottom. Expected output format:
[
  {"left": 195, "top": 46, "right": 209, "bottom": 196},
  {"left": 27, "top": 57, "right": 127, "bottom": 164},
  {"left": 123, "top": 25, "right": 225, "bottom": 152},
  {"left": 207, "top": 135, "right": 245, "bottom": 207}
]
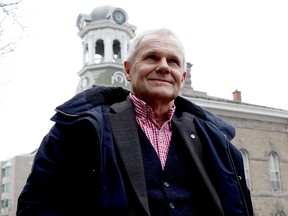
[
  {"left": 164, "top": 182, "right": 170, "bottom": 187},
  {"left": 169, "top": 202, "right": 175, "bottom": 209},
  {"left": 191, "top": 134, "right": 196, "bottom": 139}
]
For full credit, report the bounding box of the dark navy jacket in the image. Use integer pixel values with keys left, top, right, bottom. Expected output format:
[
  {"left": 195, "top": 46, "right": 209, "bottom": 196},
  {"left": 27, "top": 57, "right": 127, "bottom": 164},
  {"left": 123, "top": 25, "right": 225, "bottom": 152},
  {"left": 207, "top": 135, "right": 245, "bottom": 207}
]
[{"left": 17, "top": 86, "right": 253, "bottom": 216}]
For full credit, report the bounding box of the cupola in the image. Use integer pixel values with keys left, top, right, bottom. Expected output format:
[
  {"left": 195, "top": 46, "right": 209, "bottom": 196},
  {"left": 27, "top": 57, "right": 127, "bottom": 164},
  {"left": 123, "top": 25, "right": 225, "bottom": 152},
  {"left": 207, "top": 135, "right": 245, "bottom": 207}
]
[{"left": 75, "top": 5, "right": 136, "bottom": 93}]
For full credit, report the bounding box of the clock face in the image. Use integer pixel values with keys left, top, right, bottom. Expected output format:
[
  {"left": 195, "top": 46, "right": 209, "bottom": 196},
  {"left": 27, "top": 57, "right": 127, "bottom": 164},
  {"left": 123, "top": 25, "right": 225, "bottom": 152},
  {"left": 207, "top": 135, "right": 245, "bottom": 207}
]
[
  {"left": 112, "top": 10, "right": 126, "bottom": 25},
  {"left": 78, "top": 16, "right": 86, "bottom": 30}
]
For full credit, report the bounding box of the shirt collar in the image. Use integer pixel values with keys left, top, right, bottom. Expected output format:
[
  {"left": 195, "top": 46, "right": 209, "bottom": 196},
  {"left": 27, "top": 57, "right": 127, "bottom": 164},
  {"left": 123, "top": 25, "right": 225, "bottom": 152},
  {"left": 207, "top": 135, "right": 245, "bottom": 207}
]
[{"left": 129, "top": 92, "right": 175, "bottom": 126}]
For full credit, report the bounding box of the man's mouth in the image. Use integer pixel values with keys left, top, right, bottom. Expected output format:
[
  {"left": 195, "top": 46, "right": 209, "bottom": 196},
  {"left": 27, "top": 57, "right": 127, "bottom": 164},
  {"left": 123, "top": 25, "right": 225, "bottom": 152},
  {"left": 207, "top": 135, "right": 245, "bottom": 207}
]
[{"left": 149, "top": 78, "right": 172, "bottom": 83}]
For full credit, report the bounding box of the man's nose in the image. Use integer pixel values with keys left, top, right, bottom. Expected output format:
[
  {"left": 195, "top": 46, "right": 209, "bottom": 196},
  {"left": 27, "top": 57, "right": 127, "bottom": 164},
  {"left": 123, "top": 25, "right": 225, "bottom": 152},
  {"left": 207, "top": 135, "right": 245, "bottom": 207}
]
[{"left": 156, "top": 58, "right": 170, "bottom": 73}]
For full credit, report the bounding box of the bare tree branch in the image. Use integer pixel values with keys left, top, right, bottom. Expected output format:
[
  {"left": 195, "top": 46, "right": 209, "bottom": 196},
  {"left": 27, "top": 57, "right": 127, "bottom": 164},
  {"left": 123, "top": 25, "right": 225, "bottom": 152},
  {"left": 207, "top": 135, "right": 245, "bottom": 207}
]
[
  {"left": 0, "top": 0, "right": 25, "bottom": 103},
  {"left": 0, "top": 0, "right": 25, "bottom": 57}
]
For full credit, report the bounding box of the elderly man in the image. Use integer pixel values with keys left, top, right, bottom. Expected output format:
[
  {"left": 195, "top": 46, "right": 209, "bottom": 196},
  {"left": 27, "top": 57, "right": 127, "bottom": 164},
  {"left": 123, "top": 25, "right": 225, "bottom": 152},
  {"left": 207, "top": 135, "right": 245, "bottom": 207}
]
[{"left": 17, "top": 28, "right": 253, "bottom": 215}]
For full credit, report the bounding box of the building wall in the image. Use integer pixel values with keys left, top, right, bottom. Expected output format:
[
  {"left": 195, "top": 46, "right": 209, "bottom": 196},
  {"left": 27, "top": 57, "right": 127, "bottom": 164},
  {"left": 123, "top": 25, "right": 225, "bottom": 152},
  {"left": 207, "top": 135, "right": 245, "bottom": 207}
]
[
  {"left": 0, "top": 154, "right": 34, "bottom": 216},
  {"left": 218, "top": 114, "right": 288, "bottom": 216}
]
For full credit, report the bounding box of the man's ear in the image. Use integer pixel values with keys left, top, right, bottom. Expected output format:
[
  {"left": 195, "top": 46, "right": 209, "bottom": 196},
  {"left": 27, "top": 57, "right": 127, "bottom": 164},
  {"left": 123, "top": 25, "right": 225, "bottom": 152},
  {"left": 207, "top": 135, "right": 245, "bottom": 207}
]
[
  {"left": 124, "top": 61, "right": 131, "bottom": 81},
  {"left": 180, "top": 71, "right": 187, "bottom": 89}
]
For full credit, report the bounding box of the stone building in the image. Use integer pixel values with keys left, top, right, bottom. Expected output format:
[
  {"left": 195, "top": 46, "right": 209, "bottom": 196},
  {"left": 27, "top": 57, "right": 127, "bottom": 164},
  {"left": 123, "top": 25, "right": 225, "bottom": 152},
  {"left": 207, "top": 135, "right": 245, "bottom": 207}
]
[
  {"left": 0, "top": 152, "right": 35, "bottom": 216},
  {"left": 193, "top": 92, "right": 288, "bottom": 216},
  {"left": 1, "top": 5, "right": 288, "bottom": 216}
]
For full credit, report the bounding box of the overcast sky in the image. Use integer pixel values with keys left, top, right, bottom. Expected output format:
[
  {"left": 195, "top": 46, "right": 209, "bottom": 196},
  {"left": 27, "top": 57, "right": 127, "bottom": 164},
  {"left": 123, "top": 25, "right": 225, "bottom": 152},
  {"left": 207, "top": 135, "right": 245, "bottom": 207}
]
[{"left": 1, "top": 0, "right": 288, "bottom": 160}]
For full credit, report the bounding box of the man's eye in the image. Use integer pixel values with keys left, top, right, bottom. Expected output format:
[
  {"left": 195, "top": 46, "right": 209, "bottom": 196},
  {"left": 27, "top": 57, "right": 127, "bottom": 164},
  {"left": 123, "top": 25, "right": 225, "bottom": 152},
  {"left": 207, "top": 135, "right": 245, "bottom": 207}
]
[
  {"left": 146, "top": 55, "right": 157, "bottom": 60},
  {"left": 170, "top": 59, "right": 179, "bottom": 65}
]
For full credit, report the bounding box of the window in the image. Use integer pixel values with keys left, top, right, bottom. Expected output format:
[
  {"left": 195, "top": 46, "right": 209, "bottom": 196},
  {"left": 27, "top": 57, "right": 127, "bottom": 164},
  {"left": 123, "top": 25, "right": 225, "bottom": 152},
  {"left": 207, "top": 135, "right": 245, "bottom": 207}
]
[
  {"left": 1, "top": 183, "right": 10, "bottom": 193},
  {"left": 275, "top": 211, "right": 286, "bottom": 216},
  {"left": 1, "top": 199, "right": 9, "bottom": 208},
  {"left": 269, "top": 152, "right": 281, "bottom": 192},
  {"left": 112, "top": 40, "right": 121, "bottom": 63},
  {"left": 95, "top": 39, "right": 104, "bottom": 63},
  {"left": 1, "top": 165, "right": 11, "bottom": 177},
  {"left": 240, "top": 149, "right": 251, "bottom": 189}
]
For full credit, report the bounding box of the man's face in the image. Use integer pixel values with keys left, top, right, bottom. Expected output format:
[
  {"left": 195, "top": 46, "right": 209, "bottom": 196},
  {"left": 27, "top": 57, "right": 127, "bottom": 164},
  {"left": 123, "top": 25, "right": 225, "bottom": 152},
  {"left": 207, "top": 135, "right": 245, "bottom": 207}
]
[{"left": 124, "top": 34, "right": 186, "bottom": 106}]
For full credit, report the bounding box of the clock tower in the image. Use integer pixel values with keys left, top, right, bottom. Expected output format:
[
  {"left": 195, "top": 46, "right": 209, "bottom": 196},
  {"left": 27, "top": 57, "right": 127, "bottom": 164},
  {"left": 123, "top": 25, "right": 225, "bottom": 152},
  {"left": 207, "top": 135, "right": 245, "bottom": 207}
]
[{"left": 75, "top": 5, "right": 136, "bottom": 93}]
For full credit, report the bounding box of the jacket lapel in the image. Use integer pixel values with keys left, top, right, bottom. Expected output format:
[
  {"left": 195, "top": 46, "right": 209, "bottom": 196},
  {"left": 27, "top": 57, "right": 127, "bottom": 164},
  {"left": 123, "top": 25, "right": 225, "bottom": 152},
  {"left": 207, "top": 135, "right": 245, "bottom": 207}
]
[
  {"left": 172, "top": 112, "right": 224, "bottom": 215},
  {"left": 107, "top": 98, "right": 150, "bottom": 215}
]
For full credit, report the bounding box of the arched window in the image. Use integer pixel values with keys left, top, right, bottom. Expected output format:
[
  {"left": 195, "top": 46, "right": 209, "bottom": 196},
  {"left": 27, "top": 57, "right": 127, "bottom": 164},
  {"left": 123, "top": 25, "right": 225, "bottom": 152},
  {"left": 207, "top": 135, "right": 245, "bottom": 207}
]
[
  {"left": 269, "top": 152, "right": 281, "bottom": 192},
  {"left": 240, "top": 149, "right": 251, "bottom": 189},
  {"left": 95, "top": 39, "right": 104, "bottom": 63},
  {"left": 113, "top": 40, "right": 121, "bottom": 63},
  {"left": 275, "top": 211, "right": 286, "bottom": 216}
]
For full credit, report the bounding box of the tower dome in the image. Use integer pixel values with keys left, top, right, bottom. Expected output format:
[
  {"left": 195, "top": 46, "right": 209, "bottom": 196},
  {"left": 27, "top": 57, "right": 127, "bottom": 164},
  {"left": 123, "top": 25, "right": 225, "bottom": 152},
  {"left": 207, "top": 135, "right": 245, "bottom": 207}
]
[{"left": 90, "top": 5, "right": 114, "bottom": 20}]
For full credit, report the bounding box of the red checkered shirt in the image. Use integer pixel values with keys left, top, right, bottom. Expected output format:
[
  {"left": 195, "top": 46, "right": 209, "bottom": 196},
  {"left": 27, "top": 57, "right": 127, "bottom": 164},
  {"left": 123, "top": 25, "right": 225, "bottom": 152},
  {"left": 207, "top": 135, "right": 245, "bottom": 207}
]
[{"left": 130, "top": 93, "right": 175, "bottom": 170}]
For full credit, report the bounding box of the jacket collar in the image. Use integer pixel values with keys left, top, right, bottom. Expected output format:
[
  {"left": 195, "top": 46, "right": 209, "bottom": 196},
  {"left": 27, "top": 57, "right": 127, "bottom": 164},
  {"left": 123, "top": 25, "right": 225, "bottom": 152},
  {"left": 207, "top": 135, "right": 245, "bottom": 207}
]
[
  {"left": 54, "top": 86, "right": 130, "bottom": 116},
  {"left": 53, "top": 86, "right": 235, "bottom": 141},
  {"left": 175, "top": 96, "right": 235, "bottom": 141}
]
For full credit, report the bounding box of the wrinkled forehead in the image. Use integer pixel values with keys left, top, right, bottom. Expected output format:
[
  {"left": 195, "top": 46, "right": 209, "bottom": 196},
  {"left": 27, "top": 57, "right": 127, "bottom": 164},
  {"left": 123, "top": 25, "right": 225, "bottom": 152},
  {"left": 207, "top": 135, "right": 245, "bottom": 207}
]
[{"left": 138, "top": 33, "right": 184, "bottom": 57}]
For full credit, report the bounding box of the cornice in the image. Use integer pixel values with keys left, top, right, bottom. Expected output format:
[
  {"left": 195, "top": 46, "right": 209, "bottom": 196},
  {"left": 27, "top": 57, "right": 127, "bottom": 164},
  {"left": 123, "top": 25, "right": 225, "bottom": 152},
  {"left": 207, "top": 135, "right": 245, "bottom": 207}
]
[{"left": 184, "top": 96, "right": 288, "bottom": 124}]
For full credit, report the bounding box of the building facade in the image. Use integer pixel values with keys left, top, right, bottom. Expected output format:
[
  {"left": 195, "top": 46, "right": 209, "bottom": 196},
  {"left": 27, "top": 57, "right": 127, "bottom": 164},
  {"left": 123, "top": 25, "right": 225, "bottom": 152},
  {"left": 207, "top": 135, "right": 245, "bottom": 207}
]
[
  {"left": 1, "top": 5, "right": 288, "bottom": 216},
  {"left": 188, "top": 93, "right": 288, "bottom": 216},
  {"left": 0, "top": 153, "right": 35, "bottom": 216}
]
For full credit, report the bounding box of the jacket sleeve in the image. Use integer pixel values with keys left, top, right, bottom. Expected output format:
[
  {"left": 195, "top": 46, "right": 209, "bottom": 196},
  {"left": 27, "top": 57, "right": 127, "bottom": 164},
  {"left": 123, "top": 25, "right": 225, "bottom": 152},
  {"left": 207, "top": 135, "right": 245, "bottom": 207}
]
[{"left": 16, "top": 120, "right": 101, "bottom": 216}]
